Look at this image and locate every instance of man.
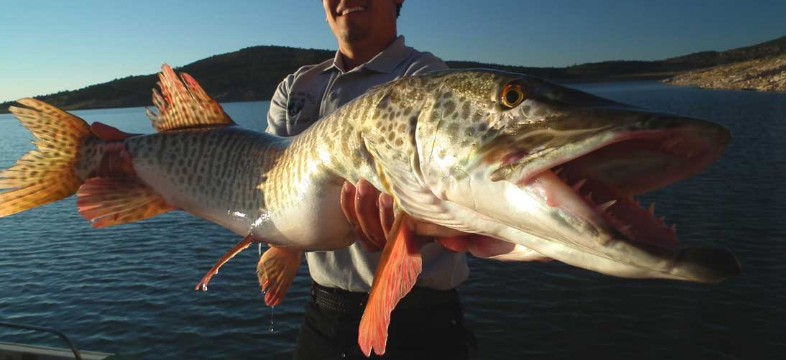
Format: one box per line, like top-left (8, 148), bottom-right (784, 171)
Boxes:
top-left (266, 1), bottom-right (472, 359)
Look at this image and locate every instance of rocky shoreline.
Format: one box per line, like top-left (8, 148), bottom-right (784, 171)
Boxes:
top-left (664, 54), bottom-right (786, 92)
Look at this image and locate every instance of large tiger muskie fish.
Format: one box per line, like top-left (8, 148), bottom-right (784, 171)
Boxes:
top-left (1, 65), bottom-right (739, 356)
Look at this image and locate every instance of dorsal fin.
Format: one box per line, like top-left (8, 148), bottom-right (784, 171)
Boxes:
top-left (146, 64), bottom-right (235, 132)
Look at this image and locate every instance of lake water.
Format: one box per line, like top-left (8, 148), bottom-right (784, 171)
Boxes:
top-left (0, 82), bottom-right (784, 359)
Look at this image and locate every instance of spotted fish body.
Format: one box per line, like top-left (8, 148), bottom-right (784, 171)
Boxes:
top-left (121, 128), bottom-right (283, 235)
top-left (2, 65), bottom-right (740, 357)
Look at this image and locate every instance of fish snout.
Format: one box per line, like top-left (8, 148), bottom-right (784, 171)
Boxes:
top-left (672, 247), bottom-right (742, 284)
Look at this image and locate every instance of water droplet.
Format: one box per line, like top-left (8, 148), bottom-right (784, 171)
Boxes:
top-left (269, 305), bottom-right (275, 333)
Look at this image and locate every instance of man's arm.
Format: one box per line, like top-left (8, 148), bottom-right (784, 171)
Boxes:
top-left (266, 74), bottom-right (294, 136)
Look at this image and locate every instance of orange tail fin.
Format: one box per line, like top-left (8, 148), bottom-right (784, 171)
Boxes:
top-left (358, 213), bottom-right (424, 357)
top-left (1, 99), bottom-right (92, 217)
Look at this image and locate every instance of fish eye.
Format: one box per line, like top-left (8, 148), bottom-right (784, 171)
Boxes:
top-left (500, 83), bottom-right (526, 109)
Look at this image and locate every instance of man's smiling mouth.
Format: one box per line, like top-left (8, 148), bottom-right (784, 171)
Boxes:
top-left (340, 6), bottom-right (366, 15)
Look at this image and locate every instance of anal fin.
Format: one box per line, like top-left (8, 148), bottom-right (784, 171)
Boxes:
top-left (257, 246), bottom-right (302, 307)
top-left (358, 213), bottom-right (423, 357)
top-left (77, 177), bottom-right (175, 228)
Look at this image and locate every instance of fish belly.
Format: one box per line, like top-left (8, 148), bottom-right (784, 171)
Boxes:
top-left (261, 182), bottom-right (354, 250)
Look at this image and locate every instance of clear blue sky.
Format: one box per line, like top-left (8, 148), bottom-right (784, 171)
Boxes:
top-left (1, 0), bottom-right (784, 102)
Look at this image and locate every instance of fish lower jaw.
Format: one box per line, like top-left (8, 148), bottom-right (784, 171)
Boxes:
top-left (507, 127), bottom-right (727, 251)
top-left (496, 225), bottom-right (739, 283)
top-left (548, 166), bottom-right (678, 250)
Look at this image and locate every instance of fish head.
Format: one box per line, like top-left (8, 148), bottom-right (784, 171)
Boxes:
top-left (413, 70), bottom-right (739, 283)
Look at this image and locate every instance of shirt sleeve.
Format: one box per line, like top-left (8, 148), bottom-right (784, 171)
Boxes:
top-left (266, 74), bottom-right (294, 136)
top-left (406, 52), bottom-right (450, 76)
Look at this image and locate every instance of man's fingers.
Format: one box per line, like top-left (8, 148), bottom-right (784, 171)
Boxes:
top-left (340, 180), bottom-right (393, 252)
top-left (342, 181), bottom-right (383, 251)
top-left (355, 180), bottom-right (386, 250)
top-left (379, 194), bottom-right (394, 239)
top-left (340, 182), bottom-right (364, 235)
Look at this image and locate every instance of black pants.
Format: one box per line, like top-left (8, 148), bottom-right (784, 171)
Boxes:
top-left (293, 284), bottom-right (473, 360)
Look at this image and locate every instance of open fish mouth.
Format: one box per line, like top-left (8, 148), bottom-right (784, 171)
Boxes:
top-left (473, 102), bottom-right (740, 283)
top-left (538, 123), bottom-right (729, 250)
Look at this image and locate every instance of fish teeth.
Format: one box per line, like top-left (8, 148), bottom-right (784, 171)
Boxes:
top-left (572, 179), bottom-right (586, 192)
top-left (597, 200), bottom-right (616, 212)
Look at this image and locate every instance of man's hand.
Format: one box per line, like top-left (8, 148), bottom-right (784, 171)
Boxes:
top-left (340, 179), bottom-right (469, 252)
top-left (340, 179), bottom-right (393, 251)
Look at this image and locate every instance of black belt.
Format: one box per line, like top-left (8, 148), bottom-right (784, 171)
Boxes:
top-left (311, 282), bottom-right (458, 313)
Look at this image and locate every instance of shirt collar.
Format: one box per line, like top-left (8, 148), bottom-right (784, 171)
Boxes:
top-left (323, 36), bottom-right (412, 74)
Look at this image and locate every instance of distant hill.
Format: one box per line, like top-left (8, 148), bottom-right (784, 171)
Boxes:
top-left (2, 36), bottom-right (784, 113)
top-left (0, 45), bottom-right (335, 112)
top-left (664, 36), bottom-right (786, 68)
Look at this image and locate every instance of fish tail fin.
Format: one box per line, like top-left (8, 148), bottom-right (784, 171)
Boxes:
top-left (257, 246), bottom-right (302, 307)
top-left (1, 99), bottom-right (92, 217)
top-left (358, 213), bottom-right (424, 357)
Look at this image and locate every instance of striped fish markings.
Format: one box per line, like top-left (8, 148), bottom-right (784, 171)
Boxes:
top-left (1, 65), bottom-right (739, 356)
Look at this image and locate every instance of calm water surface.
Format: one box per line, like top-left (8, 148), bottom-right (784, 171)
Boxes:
top-left (0, 83), bottom-right (784, 359)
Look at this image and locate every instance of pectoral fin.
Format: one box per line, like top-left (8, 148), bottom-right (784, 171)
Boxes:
top-left (358, 212), bottom-right (423, 357)
top-left (257, 246), bottom-right (302, 307)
